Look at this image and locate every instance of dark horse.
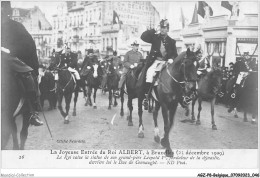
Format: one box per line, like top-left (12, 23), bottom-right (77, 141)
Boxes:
top-left (39, 70), bottom-right (57, 110)
top-left (190, 67), bottom-right (222, 130)
top-left (1, 53), bottom-right (30, 149)
top-left (152, 49), bottom-right (198, 156)
top-left (226, 71), bottom-right (258, 122)
top-left (49, 53), bottom-right (79, 124)
top-left (119, 60), bottom-right (146, 138)
top-left (80, 61), bottom-right (103, 109)
top-left (105, 59), bottom-right (120, 109)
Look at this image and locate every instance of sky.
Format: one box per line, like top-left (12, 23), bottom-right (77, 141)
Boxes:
top-left (11, 1), bottom-right (259, 30)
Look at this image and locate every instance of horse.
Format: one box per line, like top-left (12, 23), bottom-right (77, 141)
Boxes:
top-left (226, 71), bottom-right (258, 122)
top-left (119, 60), bottom-right (146, 138)
top-left (80, 61), bottom-right (103, 109)
top-left (237, 71), bottom-right (258, 122)
top-left (100, 59), bottom-right (108, 94)
top-left (105, 59), bottom-right (120, 109)
top-left (39, 70), bottom-right (57, 110)
top-left (152, 49), bottom-right (198, 156)
top-left (190, 67), bottom-right (223, 130)
top-left (226, 58), bottom-right (258, 122)
top-left (1, 53), bottom-right (31, 150)
top-left (49, 53), bottom-right (79, 124)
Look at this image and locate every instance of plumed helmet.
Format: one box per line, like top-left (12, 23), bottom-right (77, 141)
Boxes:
top-left (160, 19), bottom-right (169, 29)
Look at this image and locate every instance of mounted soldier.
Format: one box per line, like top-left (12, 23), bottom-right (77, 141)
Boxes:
top-left (81, 49), bottom-right (99, 76)
top-left (141, 19), bottom-right (181, 108)
top-left (56, 45), bottom-right (84, 90)
top-left (114, 40), bottom-right (143, 96)
top-left (1, 1), bottom-right (43, 126)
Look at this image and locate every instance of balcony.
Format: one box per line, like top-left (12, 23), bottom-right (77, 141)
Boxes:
top-left (101, 24), bottom-right (120, 33)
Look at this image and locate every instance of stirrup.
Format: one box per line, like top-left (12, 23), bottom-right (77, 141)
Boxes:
top-left (29, 112), bottom-right (43, 126)
top-left (143, 95), bottom-right (149, 110)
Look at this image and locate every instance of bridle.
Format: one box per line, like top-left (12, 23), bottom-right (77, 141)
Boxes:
top-left (165, 55), bottom-right (197, 105)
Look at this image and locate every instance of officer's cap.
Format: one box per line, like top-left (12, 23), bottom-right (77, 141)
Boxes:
top-left (131, 40), bottom-right (139, 46)
top-left (160, 19), bottom-right (169, 28)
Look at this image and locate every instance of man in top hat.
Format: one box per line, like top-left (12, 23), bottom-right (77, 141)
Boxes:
top-left (115, 41), bottom-right (143, 96)
top-left (1, 1), bottom-right (43, 126)
top-left (141, 19), bottom-right (178, 108)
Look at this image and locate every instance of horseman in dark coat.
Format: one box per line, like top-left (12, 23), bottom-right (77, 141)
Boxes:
top-left (56, 45), bottom-right (84, 91)
top-left (81, 49), bottom-right (99, 76)
top-left (1, 1), bottom-right (43, 126)
top-left (140, 19), bottom-right (179, 107)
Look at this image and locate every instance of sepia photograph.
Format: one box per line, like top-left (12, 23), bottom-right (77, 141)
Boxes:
top-left (1, 0), bottom-right (259, 177)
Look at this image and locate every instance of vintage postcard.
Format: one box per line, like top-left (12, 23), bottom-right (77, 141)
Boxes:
top-left (1, 0), bottom-right (259, 177)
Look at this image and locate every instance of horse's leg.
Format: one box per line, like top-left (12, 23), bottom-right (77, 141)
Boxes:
top-left (148, 98), bottom-right (152, 113)
top-left (191, 97), bottom-right (197, 122)
top-left (137, 97), bottom-right (144, 138)
top-left (127, 97), bottom-right (133, 126)
top-left (64, 93), bottom-right (72, 124)
top-left (88, 87), bottom-right (92, 106)
top-left (93, 87), bottom-right (97, 109)
top-left (153, 101), bottom-right (161, 143)
top-left (211, 97), bottom-right (217, 130)
top-left (160, 103), bottom-right (170, 149)
top-left (113, 90), bottom-right (118, 107)
top-left (196, 97), bottom-right (202, 125)
top-left (165, 101), bottom-right (178, 157)
top-left (243, 111), bottom-right (248, 122)
top-left (20, 112), bottom-right (30, 150)
top-left (72, 90), bottom-right (78, 116)
top-left (108, 89), bottom-right (112, 110)
top-left (120, 88), bottom-right (124, 116)
top-left (234, 107), bottom-right (238, 118)
top-left (11, 117), bottom-right (19, 150)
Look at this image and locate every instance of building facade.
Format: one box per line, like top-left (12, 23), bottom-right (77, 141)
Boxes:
top-left (169, 14), bottom-right (258, 67)
top-left (11, 6), bottom-right (53, 59)
top-left (52, 1), bottom-right (160, 57)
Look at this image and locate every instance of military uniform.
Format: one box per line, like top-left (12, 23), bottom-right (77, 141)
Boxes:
top-left (141, 29), bottom-right (178, 83)
top-left (118, 49), bottom-right (143, 89)
top-left (60, 51), bottom-right (80, 80)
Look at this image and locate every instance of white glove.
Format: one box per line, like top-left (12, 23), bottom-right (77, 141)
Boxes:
top-left (130, 65), bottom-right (134, 69)
top-left (87, 66), bottom-right (91, 69)
top-left (168, 59), bottom-right (174, 64)
top-left (134, 63), bottom-right (138, 67)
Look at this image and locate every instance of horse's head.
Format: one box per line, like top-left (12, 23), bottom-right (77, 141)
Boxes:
top-left (91, 61), bottom-right (103, 79)
top-left (180, 49), bottom-right (199, 93)
top-left (106, 60), bottom-right (120, 77)
top-left (49, 52), bottom-right (61, 70)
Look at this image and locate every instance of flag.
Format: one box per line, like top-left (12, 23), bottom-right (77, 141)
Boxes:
top-left (221, 1), bottom-right (232, 12)
top-left (112, 10), bottom-right (120, 24)
top-left (180, 7), bottom-right (186, 28)
top-left (198, 1), bottom-right (213, 18)
top-left (190, 4), bottom-right (198, 24)
top-left (38, 20), bottom-right (42, 30)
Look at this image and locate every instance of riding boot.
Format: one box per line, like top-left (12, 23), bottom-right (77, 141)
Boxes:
top-left (143, 82), bottom-right (152, 110)
top-left (20, 72), bottom-right (43, 126)
top-left (76, 79), bottom-right (83, 92)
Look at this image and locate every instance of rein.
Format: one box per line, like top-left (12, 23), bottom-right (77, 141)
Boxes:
top-left (60, 73), bottom-right (73, 92)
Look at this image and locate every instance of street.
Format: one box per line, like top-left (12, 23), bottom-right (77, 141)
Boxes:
top-left (5, 90), bottom-right (258, 150)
